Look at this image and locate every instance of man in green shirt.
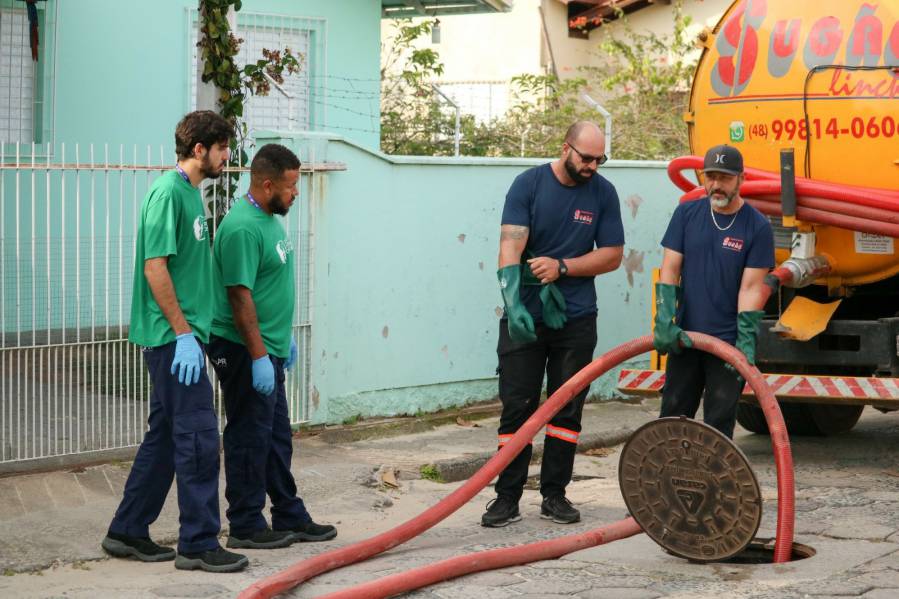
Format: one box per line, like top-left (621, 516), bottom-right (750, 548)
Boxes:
top-left (103, 111), bottom-right (248, 573)
top-left (208, 143), bottom-right (336, 549)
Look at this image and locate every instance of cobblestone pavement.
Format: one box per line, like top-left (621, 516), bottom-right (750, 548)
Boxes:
top-left (3, 399), bottom-right (899, 598)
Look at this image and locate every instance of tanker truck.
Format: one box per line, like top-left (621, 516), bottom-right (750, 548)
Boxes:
top-left (618, 0), bottom-right (899, 435)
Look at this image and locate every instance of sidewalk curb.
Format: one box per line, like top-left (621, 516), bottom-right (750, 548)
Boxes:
top-left (311, 401), bottom-right (502, 444)
top-left (423, 426), bottom-right (635, 483)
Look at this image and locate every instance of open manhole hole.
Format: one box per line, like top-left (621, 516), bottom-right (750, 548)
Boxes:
top-left (720, 539), bottom-right (816, 564)
top-left (619, 417), bottom-right (816, 563)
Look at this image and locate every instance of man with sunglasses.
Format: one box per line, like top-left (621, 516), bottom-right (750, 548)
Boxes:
top-left (653, 145), bottom-right (773, 438)
top-left (484, 121), bottom-right (625, 528)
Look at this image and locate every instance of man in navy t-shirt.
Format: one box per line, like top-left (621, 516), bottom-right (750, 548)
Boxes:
top-left (653, 145), bottom-right (774, 438)
top-left (484, 121), bottom-right (625, 528)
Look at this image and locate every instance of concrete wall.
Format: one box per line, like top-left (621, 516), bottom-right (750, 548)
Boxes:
top-left (264, 133), bottom-right (681, 424)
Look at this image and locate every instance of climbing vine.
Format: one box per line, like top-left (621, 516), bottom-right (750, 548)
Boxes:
top-left (196, 0), bottom-right (302, 228)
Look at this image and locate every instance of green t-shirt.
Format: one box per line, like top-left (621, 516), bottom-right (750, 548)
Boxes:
top-left (128, 170), bottom-right (212, 347)
top-left (211, 197), bottom-right (296, 358)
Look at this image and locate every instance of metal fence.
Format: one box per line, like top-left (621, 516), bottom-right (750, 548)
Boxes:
top-left (0, 142), bottom-right (329, 468)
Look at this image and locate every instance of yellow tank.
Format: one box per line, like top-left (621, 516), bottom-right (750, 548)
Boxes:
top-left (689, 0), bottom-right (899, 287)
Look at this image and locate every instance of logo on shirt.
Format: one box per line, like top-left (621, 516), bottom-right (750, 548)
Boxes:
top-left (722, 236), bottom-right (744, 252)
top-left (573, 209), bottom-right (594, 225)
top-left (193, 216), bottom-right (208, 241)
top-left (275, 239), bottom-right (294, 264)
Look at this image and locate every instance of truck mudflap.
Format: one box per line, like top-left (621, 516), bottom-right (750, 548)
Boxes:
top-left (617, 369), bottom-right (899, 408)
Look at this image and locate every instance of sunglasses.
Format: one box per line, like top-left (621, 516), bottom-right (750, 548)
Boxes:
top-left (568, 143), bottom-right (608, 166)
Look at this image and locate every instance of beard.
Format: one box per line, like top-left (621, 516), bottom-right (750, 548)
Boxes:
top-left (564, 155), bottom-right (594, 185)
top-left (200, 154), bottom-right (226, 179)
top-left (709, 188), bottom-right (739, 209)
top-left (270, 193), bottom-right (291, 216)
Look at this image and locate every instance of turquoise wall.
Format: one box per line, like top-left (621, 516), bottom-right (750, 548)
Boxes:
top-left (51, 0), bottom-right (381, 151)
top-left (264, 133), bottom-right (682, 424)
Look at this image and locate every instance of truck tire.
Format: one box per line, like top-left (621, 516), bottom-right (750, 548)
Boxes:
top-left (736, 402), bottom-right (863, 436)
top-left (735, 402), bottom-right (770, 434)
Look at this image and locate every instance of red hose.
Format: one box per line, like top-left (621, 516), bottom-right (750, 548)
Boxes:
top-left (744, 199), bottom-right (899, 239)
top-left (317, 519), bottom-right (644, 599)
top-left (753, 195), bottom-right (899, 225)
top-left (689, 333), bottom-right (794, 565)
top-left (238, 335), bottom-right (795, 599)
top-left (670, 156), bottom-right (899, 205)
top-left (669, 156), bottom-right (899, 233)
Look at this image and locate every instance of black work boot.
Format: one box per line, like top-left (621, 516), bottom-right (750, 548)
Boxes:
top-left (174, 546), bottom-right (249, 573)
top-left (540, 495), bottom-right (580, 524)
top-left (227, 527), bottom-right (294, 549)
top-left (481, 495), bottom-right (521, 527)
top-left (277, 520), bottom-right (338, 543)
top-left (101, 532), bottom-right (176, 562)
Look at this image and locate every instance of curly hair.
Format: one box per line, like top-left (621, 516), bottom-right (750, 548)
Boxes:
top-left (174, 111), bottom-right (234, 160)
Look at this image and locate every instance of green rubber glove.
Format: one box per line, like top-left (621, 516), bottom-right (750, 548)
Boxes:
top-left (519, 254), bottom-right (567, 330)
top-left (521, 259), bottom-right (541, 286)
top-left (653, 282), bottom-right (692, 355)
top-left (539, 283), bottom-right (567, 330)
top-left (735, 310), bottom-right (765, 365)
top-left (498, 265), bottom-right (537, 344)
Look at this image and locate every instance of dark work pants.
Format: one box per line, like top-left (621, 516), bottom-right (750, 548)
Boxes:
top-left (108, 341), bottom-right (221, 554)
top-left (494, 315), bottom-right (597, 502)
top-left (207, 335), bottom-right (310, 537)
top-left (660, 348), bottom-right (744, 438)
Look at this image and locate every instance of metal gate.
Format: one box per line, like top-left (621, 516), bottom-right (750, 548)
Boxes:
top-left (0, 142), bottom-right (327, 470)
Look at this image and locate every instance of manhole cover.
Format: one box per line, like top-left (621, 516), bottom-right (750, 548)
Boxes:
top-left (619, 417), bottom-right (762, 562)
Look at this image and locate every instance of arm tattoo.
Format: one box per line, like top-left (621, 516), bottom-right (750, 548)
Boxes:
top-left (500, 225), bottom-right (529, 241)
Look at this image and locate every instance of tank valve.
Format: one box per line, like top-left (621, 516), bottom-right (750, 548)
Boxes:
top-left (779, 255), bottom-right (831, 289)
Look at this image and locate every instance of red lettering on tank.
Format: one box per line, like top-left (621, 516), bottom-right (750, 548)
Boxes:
top-left (767, 18), bottom-right (801, 78)
top-left (846, 4), bottom-right (883, 66)
top-left (829, 68), bottom-right (899, 98)
top-left (716, 2), bottom-right (746, 89)
top-left (711, 0), bottom-right (766, 97)
top-left (885, 20), bottom-right (899, 63)
top-left (772, 19), bottom-right (801, 57)
top-left (707, 4), bottom-right (899, 96)
top-left (723, 3), bottom-right (744, 48)
top-left (739, 27), bottom-right (759, 84)
top-left (809, 17), bottom-right (843, 57)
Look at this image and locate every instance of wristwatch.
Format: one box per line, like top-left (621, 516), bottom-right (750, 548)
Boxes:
top-left (557, 259), bottom-right (568, 277)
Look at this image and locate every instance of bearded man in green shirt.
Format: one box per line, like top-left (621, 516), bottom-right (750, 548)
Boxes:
top-left (103, 110), bottom-right (248, 573)
top-left (208, 143), bottom-right (336, 549)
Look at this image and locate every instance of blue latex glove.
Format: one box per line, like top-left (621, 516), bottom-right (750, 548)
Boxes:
top-left (252, 355), bottom-right (275, 395)
top-left (284, 338), bottom-right (298, 372)
top-left (171, 333), bottom-right (203, 386)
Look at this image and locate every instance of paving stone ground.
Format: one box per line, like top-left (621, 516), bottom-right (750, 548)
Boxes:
top-left (3, 398), bottom-right (899, 598)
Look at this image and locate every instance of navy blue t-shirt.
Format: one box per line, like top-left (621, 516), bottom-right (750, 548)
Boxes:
top-left (661, 197), bottom-right (775, 344)
top-left (501, 163), bottom-right (625, 321)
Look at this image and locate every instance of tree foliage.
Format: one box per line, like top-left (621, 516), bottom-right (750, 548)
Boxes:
top-left (197, 0), bottom-right (303, 229)
top-left (380, 2), bottom-right (698, 160)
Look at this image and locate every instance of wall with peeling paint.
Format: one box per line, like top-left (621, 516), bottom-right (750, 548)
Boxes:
top-left (260, 132), bottom-right (687, 424)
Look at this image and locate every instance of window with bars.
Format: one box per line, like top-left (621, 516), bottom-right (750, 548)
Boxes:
top-left (0, 0), bottom-right (53, 146)
top-left (0, 4), bottom-right (35, 143)
top-left (189, 11), bottom-right (325, 136)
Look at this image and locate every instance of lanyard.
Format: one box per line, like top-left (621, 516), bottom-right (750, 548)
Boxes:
top-left (246, 191), bottom-right (262, 210)
top-left (175, 164), bottom-right (191, 184)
